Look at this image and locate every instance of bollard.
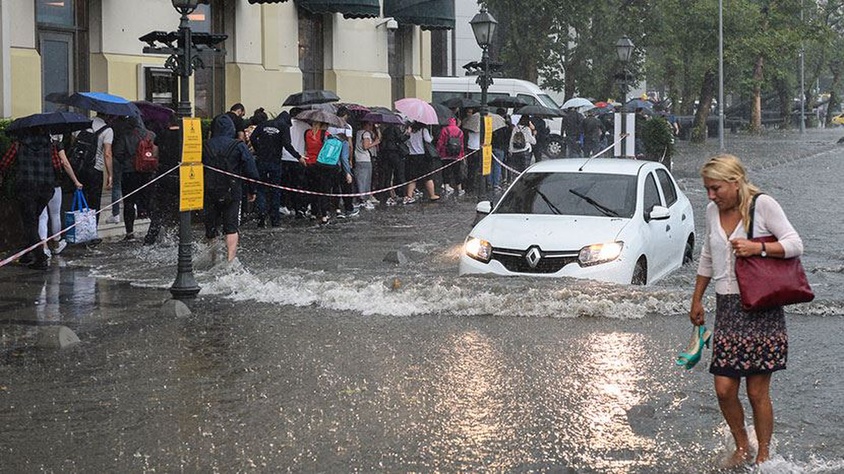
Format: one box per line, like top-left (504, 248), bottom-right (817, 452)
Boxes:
top-left (36, 326), bottom-right (80, 349)
top-left (159, 299), bottom-right (192, 318)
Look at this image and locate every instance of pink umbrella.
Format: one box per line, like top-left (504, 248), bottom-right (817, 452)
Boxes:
top-left (394, 98), bottom-right (438, 125)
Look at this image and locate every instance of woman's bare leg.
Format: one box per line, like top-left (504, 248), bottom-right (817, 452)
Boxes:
top-left (714, 375), bottom-right (751, 468)
top-left (746, 373), bottom-right (774, 464)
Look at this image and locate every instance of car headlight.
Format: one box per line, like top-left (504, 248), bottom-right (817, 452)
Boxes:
top-left (578, 241), bottom-right (624, 267)
top-left (464, 237), bottom-right (492, 263)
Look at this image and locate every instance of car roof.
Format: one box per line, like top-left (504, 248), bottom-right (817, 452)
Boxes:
top-left (525, 158), bottom-right (659, 176)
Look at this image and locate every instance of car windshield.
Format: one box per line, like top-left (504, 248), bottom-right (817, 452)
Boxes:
top-left (495, 172), bottom-right (637, 218)
top-left (538, 94), bottom-right (561, 108)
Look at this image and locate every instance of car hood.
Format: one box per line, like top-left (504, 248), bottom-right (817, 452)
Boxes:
top-left (471, 213), bottom-right (630, 251)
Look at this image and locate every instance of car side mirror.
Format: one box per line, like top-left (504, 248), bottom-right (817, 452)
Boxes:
top-left (647, 205), bottom-right (670, 222)
top-left (476, 201), bottom-right (492, 214)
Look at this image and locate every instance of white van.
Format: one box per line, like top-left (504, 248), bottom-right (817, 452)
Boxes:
top-left (431, 76), bottom-right (565, 158)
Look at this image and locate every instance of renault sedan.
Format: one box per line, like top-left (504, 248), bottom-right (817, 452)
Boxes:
top-left (459, 158), bottom-right (695, 285)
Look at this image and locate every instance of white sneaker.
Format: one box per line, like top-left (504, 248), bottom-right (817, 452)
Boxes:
top-left (368, 196), bottom-right (380, 204)
top-left (43, 247), bottom-right (51, 258)
top-left (53, 239), bottom-right (67, 255)
top-left (279, 206), bottom-right (293, 216)
top-left (363, 202), bottom-right (376, 210)
top-left (106, 215), bottom-right (120, 224)
top-left (386, 197), bottom-right (398, 206)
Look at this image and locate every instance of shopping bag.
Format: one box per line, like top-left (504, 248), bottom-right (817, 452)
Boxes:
top-left (64, 189), bottom-right (98, 244)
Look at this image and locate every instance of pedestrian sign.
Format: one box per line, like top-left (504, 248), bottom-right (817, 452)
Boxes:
top-left (179, 163), bottom-right (204, 211)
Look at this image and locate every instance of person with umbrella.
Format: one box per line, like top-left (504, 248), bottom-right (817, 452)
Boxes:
top-left (561, 107), bottom-right (584, 158)
top-left (75, 111), bottom-right (115, 222)
top-left (582, 109), bottom-right (605, 157)
top-left (0, 127), bottom-right (70, 269)
top-left (111, 114), bottom-right (155, 241)
top-left (436, 117), bottom-right (464, 197)
top-left (509, 115), bottom-right (537, 172)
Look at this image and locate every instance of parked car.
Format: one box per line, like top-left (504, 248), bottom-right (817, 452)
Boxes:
top-left (459, 158), bottom-right (695, 285)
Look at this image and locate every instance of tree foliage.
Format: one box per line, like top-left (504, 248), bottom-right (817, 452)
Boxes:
top-left (479, 0), bottom-right (844, 139)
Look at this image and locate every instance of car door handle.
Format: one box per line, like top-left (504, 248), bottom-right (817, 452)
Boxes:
top-left (681, 213), bottom-right (687, 221)
top-left (666, 225), bottom-right (671, 232)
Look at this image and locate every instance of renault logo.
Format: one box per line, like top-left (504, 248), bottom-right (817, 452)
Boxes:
top-left (525, 247), bottom-right (542, 268)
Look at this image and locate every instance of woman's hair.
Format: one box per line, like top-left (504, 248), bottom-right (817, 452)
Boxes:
top-left (700, 154), bottom-right (761, 232)
top-left (250, 107), bottom-right (268, 126)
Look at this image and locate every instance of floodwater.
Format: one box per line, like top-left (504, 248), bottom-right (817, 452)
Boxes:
top-left (1, 134), bottom-right (843, 472)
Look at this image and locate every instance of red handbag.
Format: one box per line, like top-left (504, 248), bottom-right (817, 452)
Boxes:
top-left (734, 194), bottom-right (814, 312)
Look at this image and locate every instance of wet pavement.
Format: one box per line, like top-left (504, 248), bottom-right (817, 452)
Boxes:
top-left (2, 128), bottom-right (844, 472)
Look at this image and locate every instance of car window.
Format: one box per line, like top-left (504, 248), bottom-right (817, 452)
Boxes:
top-left (643, 173), bottom-right (662, 213)
top-left (517, 94), bottom-right (539, 106)
top-left (538, 94), bottom-right (561, 108)
top-left (467, 92), bottom-right (511, 103)
top-left (495, 172), bottom-right (637, 218)
top-left (655, 169), bottom-right (678, 206)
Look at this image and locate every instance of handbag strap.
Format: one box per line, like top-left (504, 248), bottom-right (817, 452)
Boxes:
top-left (72, 189), bottom-right (90, 212)
top-left (747, 193), bottom-right (764, 239)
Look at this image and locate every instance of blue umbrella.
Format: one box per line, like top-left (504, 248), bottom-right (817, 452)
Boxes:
top-left (66, 92), bottom-right (138, 116)
top-left (7, 111), bottom-right (92, 135)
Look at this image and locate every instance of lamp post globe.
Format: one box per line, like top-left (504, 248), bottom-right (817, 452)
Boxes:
top-left (172, 0), bottom-right (199, 15)
top-left (616, 35), bottom-right (634, 63)
top-left (470, 7), bottom-right (498, 49)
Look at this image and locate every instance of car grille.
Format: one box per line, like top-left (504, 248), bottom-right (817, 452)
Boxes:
top-left (491, 247), bottom-right (579, 274)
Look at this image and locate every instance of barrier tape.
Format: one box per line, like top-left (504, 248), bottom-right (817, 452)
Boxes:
top-left (204, 148), bottom-right (479, 199)
top-left (0, 164), bottom-right (181, 269)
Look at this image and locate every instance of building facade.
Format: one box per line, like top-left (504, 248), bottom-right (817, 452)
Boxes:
top-left (1, 0), bottom-right (456, 119)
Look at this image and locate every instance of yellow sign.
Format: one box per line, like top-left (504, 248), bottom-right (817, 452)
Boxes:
top-left (482, 145), bottom-right (492, 176)
top-left (179, 163), bottom-right (204, 211)
top-left (181, 117), bottom-right (203, 164)
top-left (483, 116), bottom-right (493, 146)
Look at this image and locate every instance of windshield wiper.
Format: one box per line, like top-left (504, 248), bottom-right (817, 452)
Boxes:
top-left (568, 189), bottom-right (620, 217)
top-left (534, 188), bottom-right (563, 215)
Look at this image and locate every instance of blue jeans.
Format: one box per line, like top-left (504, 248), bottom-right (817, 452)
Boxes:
top-left (256, 159), bottom-right (282, 224)
top-left (488, 148), bottom-right (504, 188)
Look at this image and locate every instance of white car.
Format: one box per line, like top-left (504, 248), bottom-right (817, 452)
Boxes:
top-left (459, 158), bottom-right (695, 285)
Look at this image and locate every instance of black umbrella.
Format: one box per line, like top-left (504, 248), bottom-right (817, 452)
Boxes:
top-left (7, 111), bottom-right (92, 136)
top-left (283, 89), bottom-right (340, 106)
top-left (295, 108), bottom-right (347, 128)
top-left (514, 105), bottom-right (563, 118)
top-left (441, 97), bottom-right (482, 109)
top-left (361, 111), bottom-right (404, 125)
top-left (428, 102), bottom-right (456, 125)
top-left (487, 96), bottom-right (530, 109)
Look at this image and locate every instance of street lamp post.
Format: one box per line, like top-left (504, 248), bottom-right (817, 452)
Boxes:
top-left (141, 0), bottom-right (226, 300)
top-left (470, 7), bottom-right (497, 202)
top-left (615, 36), bottom-right (635, 158)
top-left (615, 36), bottom-right (634, 105)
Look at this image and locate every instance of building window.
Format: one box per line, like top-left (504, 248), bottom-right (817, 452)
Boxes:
top-left (298, 9), bottom-right (324, 91)
top-left (190, 1), bottom-right (227, 118)
top-left (37, 0), bottom-right (88, 112)
top-left (36, 0), bottom-right (74, 27)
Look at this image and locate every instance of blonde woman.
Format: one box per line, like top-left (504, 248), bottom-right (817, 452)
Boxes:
top-left (689, 154), bottom-right (803, 467)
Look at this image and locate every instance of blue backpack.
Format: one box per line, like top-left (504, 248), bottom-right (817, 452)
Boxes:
top-left (316, 136), bottom-right (343, 167)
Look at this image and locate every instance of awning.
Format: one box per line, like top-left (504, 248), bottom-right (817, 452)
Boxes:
top-left (384, 0), bottom-right (455, 30)
top-left (247, 0), bottom-right (380, 19)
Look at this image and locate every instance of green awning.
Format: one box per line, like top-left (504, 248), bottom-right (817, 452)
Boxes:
top-left (247, 0), bottom-right (380, 19)
top-left (384, 0), bottom-right (455, 30)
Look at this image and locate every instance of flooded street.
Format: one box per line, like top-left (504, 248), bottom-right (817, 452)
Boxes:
top-left (2, 130), bottom-right (843, 472)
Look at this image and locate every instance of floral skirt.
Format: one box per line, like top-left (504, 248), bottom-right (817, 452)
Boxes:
top-left (709, 293), bottom-right (788, 377)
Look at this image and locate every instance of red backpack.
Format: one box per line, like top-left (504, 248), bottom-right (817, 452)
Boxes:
top-left (133, 129), bottom-right (159, 173)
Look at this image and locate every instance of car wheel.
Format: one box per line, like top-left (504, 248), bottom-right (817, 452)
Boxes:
top-left (631, 257), bottom-right (647, 285)
top-left (544, 135), bottom-right (564, 159)
top-left (683, 235), bottom-right (694, 265)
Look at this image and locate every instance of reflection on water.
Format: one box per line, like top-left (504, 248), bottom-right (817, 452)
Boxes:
top-left (576, 332), bottom-right (655, 473)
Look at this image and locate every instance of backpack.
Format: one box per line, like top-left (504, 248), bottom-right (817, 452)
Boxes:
top-left (203, 141), bottom-right (240, 203)
top-left (69, 126), bottom-right (109, 175)
top-left (444, 132), bottom-right (462, 157)
top-left (512, 128), bottom-right (527, 149)
top-left (133, 129), bottom-right (159, 173)
top-left (316, 136), bottom-right (344, 167)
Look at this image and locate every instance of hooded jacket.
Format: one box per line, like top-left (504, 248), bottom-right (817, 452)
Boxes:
top-left (251, 110), bottom-right (302, 163)
top-left (436, 117), bottom-right (464, 159)
top-left (204, 114), bottom-right (259, 197)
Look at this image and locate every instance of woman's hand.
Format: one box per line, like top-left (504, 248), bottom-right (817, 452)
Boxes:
top-left (689, 299), bottom-right (705, 326)
top-left (730, 238), bottom-right (761, 257)
top-left (345, 173), bottom-right (353, 184)
top-left (74, 180), bottom-right (84, 189)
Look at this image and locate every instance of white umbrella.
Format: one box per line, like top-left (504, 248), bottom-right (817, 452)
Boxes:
top-left (561, 97), bottom-right (595, 110)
